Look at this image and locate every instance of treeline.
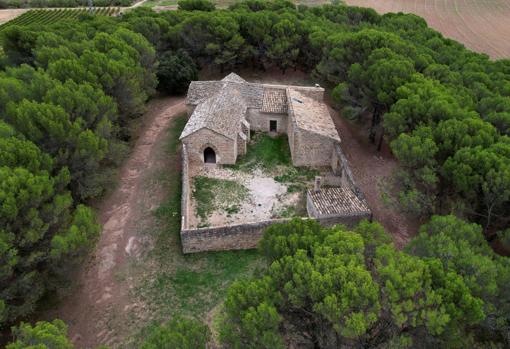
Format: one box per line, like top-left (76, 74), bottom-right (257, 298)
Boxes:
top-left (119, 0), bottom-right (510, 244)
top-left (0, 15), bottom-right (156, 329)
top-left (0, 0), bottom-right (133, 9)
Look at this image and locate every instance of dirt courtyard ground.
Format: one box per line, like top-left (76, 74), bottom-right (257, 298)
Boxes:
top-left (188, 164), bottom-right (305, 228)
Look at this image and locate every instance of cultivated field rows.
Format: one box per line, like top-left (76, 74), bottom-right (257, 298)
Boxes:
top-left (346, 0), bottom-right (510, 59)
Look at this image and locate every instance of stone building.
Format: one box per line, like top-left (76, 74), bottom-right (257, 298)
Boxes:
top-left (179, 73), bottom-right (373, 253)
top-left (180, 73), bottom-right (340, 166)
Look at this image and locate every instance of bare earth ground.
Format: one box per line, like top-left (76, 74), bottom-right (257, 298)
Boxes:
top-left (45, 97), bottom-right (186, 348)
top-left (188, 164), bottom-right (305, 228)
top-left (0, 9), bottom-right (27, 25)
top-left (346, 0), bottom-right (510, 60)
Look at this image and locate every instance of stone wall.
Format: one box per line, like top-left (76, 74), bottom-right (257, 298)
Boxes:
top-left (331, 143), bottom-right (369, 204)
top-left (181, 144), bottom-right (190, 230)
top-left (246, 109), bottom-right (288, 133)
top-left (181, 218), bottom-right (290, 253)
top-left (292, 128), bottom-right (337, 167)
top-left (181, 128), bottom-right (237, 165)
top-left (181, 214), bottom-right (370, 253)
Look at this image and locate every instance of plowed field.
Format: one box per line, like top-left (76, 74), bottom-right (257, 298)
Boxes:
top-left (346, 0), bottom-right (510, 59)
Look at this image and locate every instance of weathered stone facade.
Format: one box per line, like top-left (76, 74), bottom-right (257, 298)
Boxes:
top-left (181, 73), bottom-right (338, 167)
top-left (181, 128), bottom-right (238, 165)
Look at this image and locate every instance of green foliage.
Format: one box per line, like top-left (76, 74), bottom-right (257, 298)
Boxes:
top-left (234, 133), bottom-right (291, 171)
top-left (222, 219), bottom-right (485, 348)
top-left (0, 14), bottom-right (156, 330)
top-left (407, 215), bottom-right (510, 347)
top-left (192, 176), bottom-right (248, 222)
top-left (157, 49), bottom-right (198, 94)
top-left (178, 0), bottom-right (215, 11)
top-left (6, 319), bottom-right (73, 349)
top-left (141, 317), bottom-right (210, 349)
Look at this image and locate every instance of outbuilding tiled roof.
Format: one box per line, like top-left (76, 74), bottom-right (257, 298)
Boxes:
top-left (288, 89), bottom-right (340, 142)
top-left (307, 187), bottom-right (370, 217)
top-left (180, 84), bottom-right (247, 140)
top-left (262, 88), bottom-right (288, 114)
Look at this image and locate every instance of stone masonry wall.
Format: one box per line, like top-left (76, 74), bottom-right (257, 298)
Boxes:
top-left (331, 143), bottom-right (369, 204)
top-left (181, 128), bottom-right (237, 165)
top-left (181, 214), bottom-right (370, 253)
top-left (181, 144), bottom-right (190, 230)
top-left (246, 109), bottom-right (288, 133)
top-left (292, 128), bottom-right (337, 167)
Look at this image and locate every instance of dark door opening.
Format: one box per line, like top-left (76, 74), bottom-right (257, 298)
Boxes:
top-left (204, 147), bottom-right (216, 163)
top-left (269, 120), bottom-right (277, 132)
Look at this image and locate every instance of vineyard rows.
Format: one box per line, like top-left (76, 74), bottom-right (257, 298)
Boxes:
top-left (0, 7), bottom-right (120, 32)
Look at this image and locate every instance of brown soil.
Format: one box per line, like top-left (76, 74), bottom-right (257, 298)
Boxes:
top-left (345, 0), bottom-right (510, 60)
top-left (0, 9), bottom-right (26, 25)
top-left (45, 97), bottom-right (186, 349)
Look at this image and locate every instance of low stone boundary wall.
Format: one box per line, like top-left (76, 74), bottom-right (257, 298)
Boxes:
top-left (180, 215), bottom-right (371, 254)
top-left (332, 143), bottom-right (369, 204)
top-left (181, 144), bottom-right (190, 230)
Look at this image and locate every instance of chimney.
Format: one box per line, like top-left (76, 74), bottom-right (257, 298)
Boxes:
top-left (314, 176), bottom-right (322, 193)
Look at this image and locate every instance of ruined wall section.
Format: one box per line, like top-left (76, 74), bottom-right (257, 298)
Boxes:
top-left (331, 143), bottom-right (369, 205)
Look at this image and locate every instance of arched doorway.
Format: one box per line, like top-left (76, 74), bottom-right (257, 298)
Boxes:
top-left (204, 147), bottom-right (216, 163)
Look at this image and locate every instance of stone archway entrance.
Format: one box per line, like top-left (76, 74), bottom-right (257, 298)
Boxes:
top-left (204, 147), bottom-right (216, 163)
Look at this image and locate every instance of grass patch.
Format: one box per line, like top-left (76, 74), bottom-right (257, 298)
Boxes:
top-left (232, 133), bottom-right (291, 171)
top-left (193, 176), bottom-right (248, 222)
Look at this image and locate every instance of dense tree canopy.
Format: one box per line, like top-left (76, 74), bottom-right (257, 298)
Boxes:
top-left (220, 219), bottom-right (486, 348)
top-left (0, 14), bottom-right (156, 330)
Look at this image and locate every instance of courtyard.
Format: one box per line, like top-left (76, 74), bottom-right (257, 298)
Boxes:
top-left (187, 133), bottom-right (328, 228)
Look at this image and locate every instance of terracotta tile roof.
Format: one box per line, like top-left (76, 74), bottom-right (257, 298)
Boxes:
top-left (262, 88), bottom-right (288, 114)
top-left (307, 187), bottom-right (370, 217)
top-left (288, 89), bottom-right (340, 142)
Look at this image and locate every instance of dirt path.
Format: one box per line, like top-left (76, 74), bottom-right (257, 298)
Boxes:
top-left (46, 97), bottom-right (185, 349)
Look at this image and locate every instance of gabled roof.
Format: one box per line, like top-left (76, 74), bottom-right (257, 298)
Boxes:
top-left (180, 83), bottom-right (247, 141)
top-left (222, 72), bottom-right (246, 83)
top-left (288, 89), bottom-right (340, 142)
